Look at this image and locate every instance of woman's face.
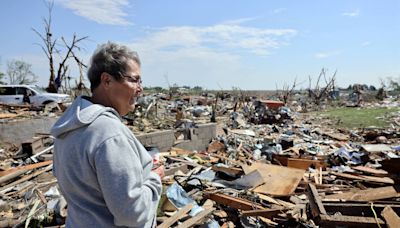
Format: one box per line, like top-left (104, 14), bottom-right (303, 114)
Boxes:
top-left (109, 59), bottom-right (143, 116)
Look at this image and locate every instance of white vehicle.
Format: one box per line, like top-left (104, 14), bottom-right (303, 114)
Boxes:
top-left (0, 84), bottom-right (71, 107)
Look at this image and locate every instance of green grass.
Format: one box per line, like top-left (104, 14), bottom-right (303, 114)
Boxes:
top-left (317, 107), bottom-right (400, 129)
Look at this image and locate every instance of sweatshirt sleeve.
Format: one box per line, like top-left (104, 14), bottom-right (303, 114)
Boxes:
top-left (93, 135), bottom-right (162, 227)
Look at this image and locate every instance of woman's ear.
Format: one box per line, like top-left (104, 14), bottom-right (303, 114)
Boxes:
top-left (100, 72), bottom-right (112, 87)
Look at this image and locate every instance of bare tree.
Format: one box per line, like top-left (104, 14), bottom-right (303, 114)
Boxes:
top-left (32, 1), bottom-right (56, 91)
top-left (6, 60), bottom-right (38, 85)
top-left (308, 68), bottom-right (337, 107)
top-left (32, 1), bottom-right (88, 93)
top-left (71, 47), bottom-right (90, 97)
top-left (279, 78), bottom-right (299, 105)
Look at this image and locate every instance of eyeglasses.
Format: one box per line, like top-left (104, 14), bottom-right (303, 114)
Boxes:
top-left (122, 75), bottom-right (142, 85)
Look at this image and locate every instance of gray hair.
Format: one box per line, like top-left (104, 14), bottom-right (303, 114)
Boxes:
top-left (87, 41), bottom-right (141, 91)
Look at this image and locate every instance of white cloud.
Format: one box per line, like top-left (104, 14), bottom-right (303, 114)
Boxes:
top-left (124, 23), bottom-right (297, 88)
top-left (132, 24), bottom-right (297, 56)
top-left (222, 17), bottom-right (259, 25)
top-left (342, 9), bottom-right (360, 17)
top-left (57, 0), bottom-right (131, 25)
top-left (361, 41), bottom-right (371, 46)
top-left (315, 50), bottom-right (341, 59)
top-left (272, 8), bottom-right (287, 14)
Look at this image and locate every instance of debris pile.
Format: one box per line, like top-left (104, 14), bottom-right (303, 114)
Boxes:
top-left (1, 93), bottom-right (400, 227)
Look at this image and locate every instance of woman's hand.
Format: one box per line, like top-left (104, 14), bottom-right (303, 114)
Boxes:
top-left (152, 165), bottom-right (165, 180)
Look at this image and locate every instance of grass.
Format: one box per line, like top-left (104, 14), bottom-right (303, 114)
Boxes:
top-left (317, 107), bottom-right (400, 129)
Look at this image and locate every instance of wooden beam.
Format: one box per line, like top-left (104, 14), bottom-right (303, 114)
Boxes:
top-left (256, 193), bottom-right (295, 208)
top-left (0, 164), bottom-right (53, 194)
top-left (259, 216), bottom-right (278, 226)
top-left (320, 214), bottom-right (385, 227)
top-left (323, 203), bottom-right (400, 217)
top-left (361, 144), bottom-right (392, 153)
top-left (352, 166), bottom-right (388, 176)
top-left (307, 183), bottom-right (326, 219)
top-left (333, 172), bottom-right (394, 184)
top-left (205, 193), bottom-right (264, 211)
top-left (157, 204), bottom-right (193, 228)
top-left (176, 207), bottom-right (215, 228)
top-left (287, 158), bottom-right (325, 170)
top-left (0, 160), bottom-right (52, 177)
top-left (381, 206), bottom-right (400, 228)
top-left (0, 169), bottom-right (28, 186)
top-left (273, 155), bottom-right (326, 170)
top-left (324, 186), bottom-right (398, 202)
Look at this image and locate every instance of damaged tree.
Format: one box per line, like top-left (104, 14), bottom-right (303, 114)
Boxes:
top-left (277, 78), bottom-right (299, 105)
top-left (32, 1), bottom-right (88, 93)
top-left (307, 68), bottom-right (337, 108)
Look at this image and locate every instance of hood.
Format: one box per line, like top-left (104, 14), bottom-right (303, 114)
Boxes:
top-left (51, 96), bottom-right (120, 138)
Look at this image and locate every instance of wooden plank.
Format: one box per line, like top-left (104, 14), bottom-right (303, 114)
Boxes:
top-left (322, 132), bottom-right (349, 141)
top-left (243, 163), bottom-right (305, 196)
top-left (256, 193), bottom-right (295, 208)
top-left (0, 169), bottom-right (28, 186)
top-left (320, 214), bottom-right (385, 227)
top-left (287, 158), bottom-right (325, 170)
top-left (176, 207), bottom-right (215, 228)
top-left (381, 206), bottom-right (400, 228)
top-left (307, 183), bottom-right (327, 219)
top-left (0, 160), bottom-right (52, 177)
top-left (333, 172), bottom-right (394, 184)
top-left (323, 203), bottom-right (400, 217)
top-left (207, 141), bottom-right (225, 153)
top-left (211, 165), bottom-right (243, 176)
top-left (157, 204), bottom-right (193, 228)
top-left (259, 216), bottom-right (278, 226)
top-left (352, 166), bottom-right (388, 176)
top-left (0, 113), bottom-right (19, 119)
top-left (324, 186), bottom-right (398, 201)
top-left (273, 155), bottom-right (326, 170)
top-left (206, 193), bottom-right (264, 210)
top-left (361, 144), bottom-right (392, 152)
top-left (0, 164), bottom-right (53, 194)
top-left (170, 147), bottom-right (194, 155)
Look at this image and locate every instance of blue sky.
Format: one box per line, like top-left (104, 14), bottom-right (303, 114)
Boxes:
top-left (0, 0), bottom-right (399, 90)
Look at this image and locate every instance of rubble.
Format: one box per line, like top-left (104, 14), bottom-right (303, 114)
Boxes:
top-left (1, 92), bottom-right (400, 227)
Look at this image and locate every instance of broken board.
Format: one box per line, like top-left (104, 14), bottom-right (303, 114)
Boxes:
top-left (243, 163), bottom-right (305, 196)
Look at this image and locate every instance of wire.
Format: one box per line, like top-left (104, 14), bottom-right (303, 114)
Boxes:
top-left (370, 202), bottom-right (382, 228)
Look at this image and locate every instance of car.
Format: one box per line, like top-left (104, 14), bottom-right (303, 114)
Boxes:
top-left (0, 84), bottom-right (72, 107)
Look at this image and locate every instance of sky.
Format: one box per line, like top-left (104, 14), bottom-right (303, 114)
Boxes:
top-left (0, 0), bottom-right (399, 90)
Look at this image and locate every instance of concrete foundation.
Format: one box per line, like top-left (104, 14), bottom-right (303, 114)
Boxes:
top-left (0, 117), bottom-right (57, 144)
top-left (0, 117), bottom-right (216, 152)
top-left (136, 123), bottom-right (217, 152)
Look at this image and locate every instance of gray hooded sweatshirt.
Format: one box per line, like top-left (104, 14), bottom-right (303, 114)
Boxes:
top-left (51, 96), bottom-right (162, 228)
